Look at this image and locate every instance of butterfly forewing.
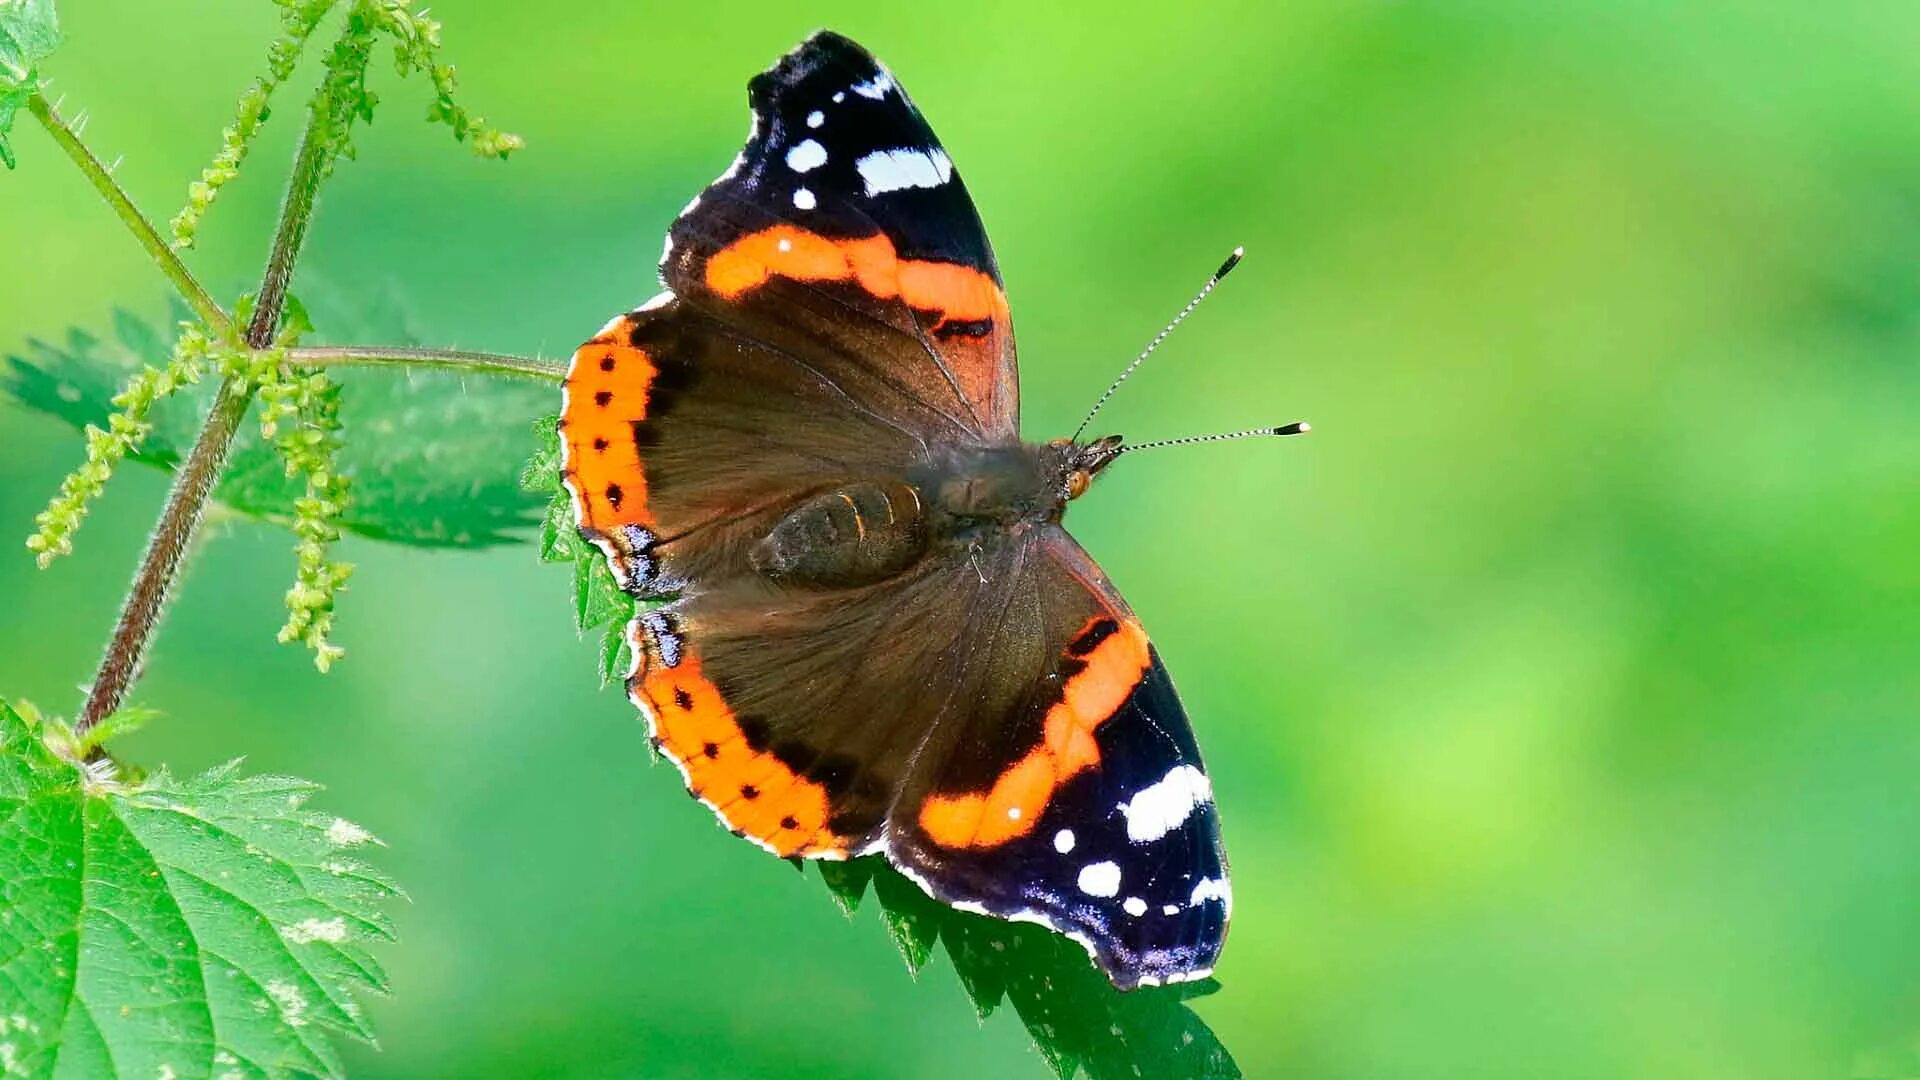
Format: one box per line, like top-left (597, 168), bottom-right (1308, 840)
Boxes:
top-left (660, 30), bottom-right (1018, 440)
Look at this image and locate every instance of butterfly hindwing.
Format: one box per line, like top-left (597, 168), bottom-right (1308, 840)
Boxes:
top-left (619, 523), bottom-right (1228, 987)
top-left (886, 528), bottom-right (1230, 989)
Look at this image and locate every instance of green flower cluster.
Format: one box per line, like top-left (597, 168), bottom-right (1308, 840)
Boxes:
top-left (310, 1), bottom-right (379, 174)
top-left (28, 0), bottom-right (518, 677)
top-left (233, 300), bottom-right (356, 671)
top-left (265, 365), bottom-right (354, 672)
top-left (26, 303), bottom-right (356, 670)
top-left (24, 321), bottom-right (213, 567)
top-left (170, 0), bottom-right (340, 248)
top-left (370, 0), bottom-right (523, 159)
top-left (276, 385), bottom-right (353, 672)
top-left (170, 0), bottom-right (521, 248)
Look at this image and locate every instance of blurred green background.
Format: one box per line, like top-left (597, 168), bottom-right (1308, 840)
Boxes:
top-left (5, 1), bottom-right (1919, 1077)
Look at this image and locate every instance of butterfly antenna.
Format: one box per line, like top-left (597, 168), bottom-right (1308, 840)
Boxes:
top-left (1071, 246), bottom-right (1246, 443)
top-left (1114, 421), bottom-right (1311, 456)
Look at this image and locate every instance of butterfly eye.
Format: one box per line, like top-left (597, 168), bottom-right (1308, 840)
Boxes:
top-left (1065, 470), bottom-right (1091, 500)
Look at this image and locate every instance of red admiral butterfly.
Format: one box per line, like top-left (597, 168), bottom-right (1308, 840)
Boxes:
top-left (560, 30), bottom-right (1304, 989)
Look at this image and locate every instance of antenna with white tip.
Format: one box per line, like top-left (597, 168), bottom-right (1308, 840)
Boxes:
top-left (1114, 421), bottom-right (1311, 457)
top-left (1071, 245), bottom-right (1245, 443)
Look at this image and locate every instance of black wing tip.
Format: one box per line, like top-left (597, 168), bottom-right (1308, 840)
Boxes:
top-left (800, 28), bottom-right (867, 54)
top-left (758, 29), bottom-right (880, 90)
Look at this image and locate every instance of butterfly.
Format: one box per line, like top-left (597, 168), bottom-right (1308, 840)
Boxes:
top-left (559, 30), bottom-right (1299, 989)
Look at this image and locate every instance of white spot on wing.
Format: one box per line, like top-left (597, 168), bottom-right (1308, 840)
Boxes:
top-left (806, 110), bottom-right (824, 128)
top-left (1077, 860), bottom-right (1121, 898)
top-left (793, 187), bottom-right (817, 210)
top-left (1189, 876), bottom-right (1232, 916)
top-left (1118, 764), bottom-right (1213, 844)
top-left (1054, 828), bottom-right (1075, 853)
top-left (1006, 806), bottom-right (1021, 820)
top-left (855, 147), bottom-right (953, 196)
top-left (1122, 896), bottom-right (1148, 917)
top-left (832, 91), bottom-right (845, 103)
top-left (785, 138), bottom-right (828, 173)
top-left (1163, 903), bottom-right (1181, 916)
top-left (851, 68), bottom-right (896, 99)
top-left (776, 238), bottom-right (792, 252)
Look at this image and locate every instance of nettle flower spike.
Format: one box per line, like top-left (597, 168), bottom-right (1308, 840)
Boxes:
top-left (171, 0), bottom-right (342, 247)
top-left (241, 305), bottom-right (357, 670)
top-left (25, 321), bottom-right (216, 567)
top-left (372, 0), bottom-right (524, 159)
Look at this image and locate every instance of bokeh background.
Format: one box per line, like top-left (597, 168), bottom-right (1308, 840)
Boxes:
top-left (5, 2), bottom-right (1918, 1077)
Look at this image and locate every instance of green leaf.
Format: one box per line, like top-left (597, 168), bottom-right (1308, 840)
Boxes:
top-left (569, 545), bottom-right (626, 631)
top-left (2, 305), bottom-right (550, 547)
top-left (816, 857), bottom-right (875, 917)
top-left (524, 416), bottom-right (638, 687)
top-left (1, 316), bottom-right (199, 467)
top-left (597, 616), bottom-right (632, 688)
top-left (69, 702), bottom-right (159, 753)
top-left (821, 859), bottom-right (1240, 1080)
top-left (0, 0), bottom-right (59, 170)
top-left (0, 0), bottom-right (60, 82)
top-left (218, 367), bottom-right (550, 547)
top-left (870, 862), bottom-right (942, 975)
top-left (0, 699), bottom-right (400, 1078)
top-left (0, 84), bottom-right (28, 169)
top-left (522, 414), bottom-right (575, 558)
top-left (943, 912), bottom-right (1013, 1021)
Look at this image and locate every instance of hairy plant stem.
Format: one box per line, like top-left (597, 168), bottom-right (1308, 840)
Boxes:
top-left (290, 345), bottom-right (565, 381)
top-left (26, 92), bottom-right (232, 337)
top-left (76, 110), bottom-right (336, 735)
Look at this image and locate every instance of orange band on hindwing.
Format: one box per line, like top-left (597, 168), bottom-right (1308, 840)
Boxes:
top-left (918, 617), bottom-right (1151, 850)
top-left (703, 225), bottom-right (1009, 335)
top-left (561, 315), bottom-right (658, 536)
top-left (630, 622), bottom-right (848, 859)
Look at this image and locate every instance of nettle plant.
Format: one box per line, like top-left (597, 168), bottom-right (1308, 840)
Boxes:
top-left (0, 4), bottom-right (1239, 1077)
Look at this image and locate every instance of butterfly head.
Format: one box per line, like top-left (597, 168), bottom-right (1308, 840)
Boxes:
top-left (1051, 434), bottom-right (1125, 502)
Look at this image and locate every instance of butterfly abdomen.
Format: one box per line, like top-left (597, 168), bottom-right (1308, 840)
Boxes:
top-left (750, 480), bottom-right (927, 587)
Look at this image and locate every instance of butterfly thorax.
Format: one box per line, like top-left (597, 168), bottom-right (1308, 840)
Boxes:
top-left (748, 438), bottom-right (1119, 591)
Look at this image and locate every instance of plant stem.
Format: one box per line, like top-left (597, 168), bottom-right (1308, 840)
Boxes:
top-left (290, 345), bottom-right (565, 381)
top-left (26, 92), bottom-right (231, 336)
top-left (75, 385), bottom-right (252, 733)
top-left (76, 108), bottom-right (338, 735)
top-left (246, 113), bottom-right (332, 349)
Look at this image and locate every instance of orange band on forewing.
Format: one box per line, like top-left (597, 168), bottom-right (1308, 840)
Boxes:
top-left (634, 640), bottom-right (847, 858)
top-left (561, 316), bottom-right (658, 534)
top-left (919, 618), bottom-right (1151, 849)
top-left (704, 225), bottom-right (1009, 332)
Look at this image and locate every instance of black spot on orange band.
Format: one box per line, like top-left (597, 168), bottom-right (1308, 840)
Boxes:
top-left (561, 314), bottom-right (659, 541)
top-left (630, 628), bottom-right (849, 859)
